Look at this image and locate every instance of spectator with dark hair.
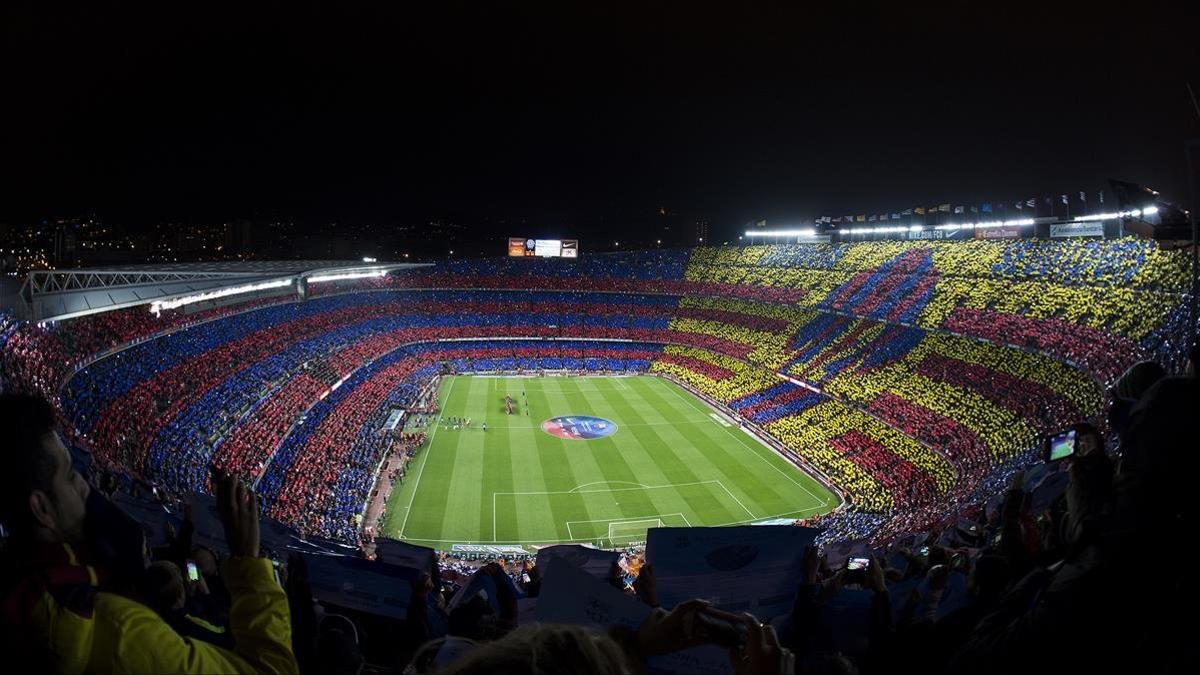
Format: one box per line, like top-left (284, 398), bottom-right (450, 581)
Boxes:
top-left (920, 554), bottom-right (1010, 671)
top-left (1061, 424), bottom-right (1114, 553)
top-left (419, 604), bottom-right (794, 675)
top-left (315, 614), bottom-right (363, 675)
top-left (142, 560), bottom-right (187, 614)
top-left (0, 392), bottom-right (298, 674)
top-left (141, 560), bottom-right (234, 649)
top-left (952, 378), bottom-right (1200, 675)
top-left (1107, 360), bottom-right (1166, 435)
top-left (152, 501), bottom-right (195, 569)
top-left (428, 623), bottom-right (628, 675)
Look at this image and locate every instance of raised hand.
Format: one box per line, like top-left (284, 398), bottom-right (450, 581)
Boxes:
top-left (730, 613), bottom-right (795, 675)
top-left (213, 469), bottom-right (260, 559)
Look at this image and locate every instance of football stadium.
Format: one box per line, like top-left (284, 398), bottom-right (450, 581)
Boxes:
top-left (2, 226), bottom-right (1199, 672)
top-left (3, 4), bottom-right (1199, 673)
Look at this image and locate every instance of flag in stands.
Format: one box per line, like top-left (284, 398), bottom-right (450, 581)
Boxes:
top-left (868, 215), bottom-right (877, 222)
top-left (954, 205), bottom-right (964, 214)
top-left (903, 207), bottom-right (914, 215)
top-left (1061, 194), bottom-right (1069, 205)
top-left (970, 205), bottom-right (978, 213)
top-left (856, 214), bottom-right (866, 222)
top-left (914, 207), bottom-right (925, 215)
top-left (1026, 198), bottom-right (1036, 208)
top-left (982, 203), bottom-right (992, 213)
top-left (938, 203), bottom-right (951, 212)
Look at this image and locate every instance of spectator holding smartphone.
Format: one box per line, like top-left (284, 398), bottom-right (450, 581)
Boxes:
top-left (141, 560), bottom-right (234, 649)
top-left (0, 392), bottom-right (298, 674)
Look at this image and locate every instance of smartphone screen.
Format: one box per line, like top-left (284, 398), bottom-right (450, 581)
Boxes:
top-left (186, 561), bottom-right (200, 582)
top-left (846, 557), bottom-right (871, 571)
top-left (1046, 429), bottom-right (1076, 462)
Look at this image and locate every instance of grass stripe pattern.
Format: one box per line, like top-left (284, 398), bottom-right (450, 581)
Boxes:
top-left (381, 375), bottom-right (836, 548)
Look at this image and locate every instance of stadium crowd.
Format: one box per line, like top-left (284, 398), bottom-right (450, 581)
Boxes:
top-left (1, 359), bottom-right (1195, 672)
top-left (0, 239), bottom-right (1190, 551)
top-left (0, 238), bottom-right (1196, 672)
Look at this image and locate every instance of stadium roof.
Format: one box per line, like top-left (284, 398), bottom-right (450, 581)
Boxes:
top-left (78, 260), bottom-right (377, 274)
top-left (20, 260), bottom-right (431, 323)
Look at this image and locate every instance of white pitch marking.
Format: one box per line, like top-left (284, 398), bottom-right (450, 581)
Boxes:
top-left (398, 375), bottom-right (455, 538)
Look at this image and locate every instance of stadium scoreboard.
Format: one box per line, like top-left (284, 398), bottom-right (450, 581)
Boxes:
top-left (508, 237), bottom-right (579, 258)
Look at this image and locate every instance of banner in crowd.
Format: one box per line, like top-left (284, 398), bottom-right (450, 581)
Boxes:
top-left (906, 228), bottom-right (966, 241)
top-left (820, 536), bottom-right (872, 561)
top-left (975, 226), bottom-right (1023, 240)
top-left (303, 552), bottom-right (419, 619)
top-left (109, 489), bottom-right (361, 559)
top-left (538, 556), bottom-right (734, 675)
top-left (446, 564), bottom-right (523, 615)
top-left (450, 543), bottom-right (529, 557)
top-left (535, 544), bottom-right (620, 580)
top-left (752, 517), bottom-right (801, 526)
top-left (111, 491), bottom-right (176, 546)
top-left (820, 587), bottom-right (874, 653)
top-left (646, 525), bottom-right (822, 620)
top-left (1050, 222), bottom-right (1104, 238)
top-left (187, 493), bottom-right (299, 556)
top-left (374, 538), bottom-right (437, 571)
top-left (888, 571), bottom-right (968, 620)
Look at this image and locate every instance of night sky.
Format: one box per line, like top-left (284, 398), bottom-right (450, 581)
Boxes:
top-left (3, 1), bottom-right (1197, 242)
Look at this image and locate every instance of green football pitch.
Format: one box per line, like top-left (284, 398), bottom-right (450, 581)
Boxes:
top-left (380, 375), bottom-right (838, 549)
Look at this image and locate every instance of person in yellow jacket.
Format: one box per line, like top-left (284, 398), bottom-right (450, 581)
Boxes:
top-left (0, 392), bottom-right (299, 674)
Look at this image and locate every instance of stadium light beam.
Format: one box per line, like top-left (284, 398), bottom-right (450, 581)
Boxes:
top-left (743, 228), bottom-right (817, 238)
top-left (149, 278), bottom-right (294, 315)
top-left (1073, 206), bottom-right (1155, 222)
top-left (307, 269), bottom-right (389, 283)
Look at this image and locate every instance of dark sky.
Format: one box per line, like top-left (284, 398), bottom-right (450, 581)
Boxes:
top-left (3, 1), bottom-right (1198, 240)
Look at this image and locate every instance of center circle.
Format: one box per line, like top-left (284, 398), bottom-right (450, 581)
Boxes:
top-left (541, 415), bottom-right (618, 440)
